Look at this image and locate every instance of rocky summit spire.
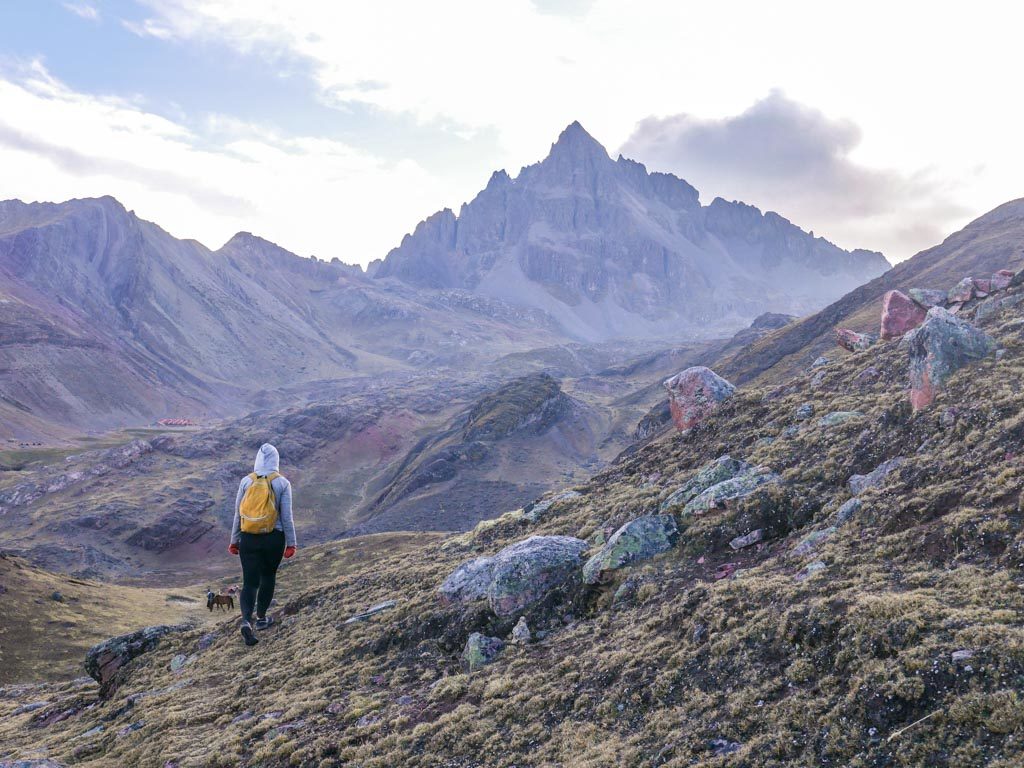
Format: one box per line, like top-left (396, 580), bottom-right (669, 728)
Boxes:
top-left (544, 121), bottom-right (610, 164)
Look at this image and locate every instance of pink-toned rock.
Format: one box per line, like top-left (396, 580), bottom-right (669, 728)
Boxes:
top-left (880, 290), bottom-right (926, 340)
top-left (947, 277), bottom-right (975, 304)
top-left (663, 366), bottom-right (736, 430)
top-left (835, 328), bottom-right (876, 352)
top-left (973, 277), bottom-right (991, 297)
top-left (991, 269), bottom-right (1015, 291)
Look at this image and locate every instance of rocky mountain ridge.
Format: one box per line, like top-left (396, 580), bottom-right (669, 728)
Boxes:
top-left (375, 121), bottom-right (888, 341)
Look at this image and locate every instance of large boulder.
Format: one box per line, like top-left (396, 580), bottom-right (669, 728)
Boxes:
top-left (947, 277), bottom-right (975, 304)
top-left (682, 469), bottom-right (781, 515)
top-left (582, 515), bottom-right (679, 584)
top-left (663, 367), bottom-right (736, 431)
top-left (438, 556), bottom-right (495, 605)
top-left (486, 536), bottom-right (588, 617)
top-left (835, 328), bottom-right (876, 352)
top-left (880, 290), bottom-right (927, 340)
top-left (901, 307), bottom-right (995, 410)
top-left (85, 624), bottom-right (189, 698)
top-left (908, 288), bottom-right (947, 309)
top-left (659, 455), bottom-right (752, 512)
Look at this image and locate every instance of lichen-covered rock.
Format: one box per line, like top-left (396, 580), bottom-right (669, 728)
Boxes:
top-left (901, 306), bottom-right (995, 410)
top-left (947, 277), bottom-right (975, 304)
top-left (682, 469), bottom-right (781, 515)
top-left (438, 556), bottom-right (495, 605)
top-left (811, 356), bottom-right (830, 368)
top-left (908, 288), bottom-right (948, 309)
top-left (818, 411), bottom-right (864, 427)
top-left (85, 624), bottom-right (189, 698)
top-left (795, 403), bottom-right (815, 420)
top-left (486, 535), bottom-right (588, 617)
top-left (848, 457), bottom-right (906, 495)
top-left (975, 293), bottom-right (1024, 323)
top-left (729, 528), bottom-right (764, 550)
top-left (835, 328), bottom-right (876, 352)
top-left (880, 290), bottom-right (927, 340)
top-left (463, 632), bottom-right (504, 668)
top-left (659, 455), bottom-right (752, 512)
top-left (833, 498), bottom-right (863, 525)
top-left (522, 489), bottom-right (581, 523)
top-left (795, 561), bottom-right (827, 581)
top-left (791, 527), bottom-right (837, 557)
top-left (511, 616), bottom-right (531, 644)
top-left (582, 515), bottom-right (679, 584)
top-left (663, 367), bottom-right (736, 430)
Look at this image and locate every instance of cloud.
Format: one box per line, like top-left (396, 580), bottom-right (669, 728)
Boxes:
top-left (62, 2), bottom-right (100, 21)
top-left (620, 92), bottom-right (969, 260)
top-left (0, 61), bottom-right (453, 263)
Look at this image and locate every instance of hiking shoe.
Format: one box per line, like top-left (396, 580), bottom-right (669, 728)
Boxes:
top-left (240, 622), bottom-right (259, 647)
top-left (255, 616), bottom-right (274, 631)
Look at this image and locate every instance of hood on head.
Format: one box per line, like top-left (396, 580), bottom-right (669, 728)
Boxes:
top-left (254, 443), bottom-right (280, 475)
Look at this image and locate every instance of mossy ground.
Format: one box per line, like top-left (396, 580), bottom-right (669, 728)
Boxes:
top-left (4, 305), bottom-right (1024, 766)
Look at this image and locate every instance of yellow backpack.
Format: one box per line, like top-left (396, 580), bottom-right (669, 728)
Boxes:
top-left (239, 472), bottom-right (280, 534)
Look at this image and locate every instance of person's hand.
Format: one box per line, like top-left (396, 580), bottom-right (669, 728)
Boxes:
top-left (284, 546), bottom-right (296, 559)
top-left (228, 543), bottom-right (239, 556)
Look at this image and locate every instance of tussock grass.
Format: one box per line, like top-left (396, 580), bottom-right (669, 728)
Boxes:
top-left (5, 302), bottom-right (1024, 766)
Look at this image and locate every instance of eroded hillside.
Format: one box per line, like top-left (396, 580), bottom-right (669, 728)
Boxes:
top-left (4, 269), bottom-right (1024, 767)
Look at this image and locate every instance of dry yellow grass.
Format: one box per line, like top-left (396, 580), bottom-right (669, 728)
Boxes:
top-left (3, 300), bottom-right (1024, 766)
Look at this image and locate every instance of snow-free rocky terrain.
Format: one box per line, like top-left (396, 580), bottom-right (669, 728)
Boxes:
top-left (4, 224), bottom-right (1024, 766)
top-left (0, 122), bottom-right (885, 444)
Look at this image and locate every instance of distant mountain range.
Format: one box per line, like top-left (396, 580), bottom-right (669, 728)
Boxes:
top-left (0, 122), bottom-right (889, 441)
top-left (373, 121), bottom-right (889, 340)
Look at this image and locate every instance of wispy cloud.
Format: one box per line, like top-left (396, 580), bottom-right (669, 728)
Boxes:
top-left (0, 61), bottom-right (452, 262)
top-left (620, 92), bottom-right (970, 261)
top-left (62, 2), bottom-right (100, 21)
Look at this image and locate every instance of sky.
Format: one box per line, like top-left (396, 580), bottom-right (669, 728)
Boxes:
top-left (0, 1), bottom-right (1021, 266)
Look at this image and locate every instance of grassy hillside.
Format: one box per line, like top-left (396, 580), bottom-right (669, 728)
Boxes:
top-left (0, 554), bottom-right (207, 684)
top-left (0, 533), bottom-right (439, 687)
top-left (4, 275), bottom-right (1024, 766)
top-left (718, 198), bottom-right (1024, 386)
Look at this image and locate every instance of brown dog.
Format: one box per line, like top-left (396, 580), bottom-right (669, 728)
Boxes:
top-left (206, 590), bottom-right (235, 611)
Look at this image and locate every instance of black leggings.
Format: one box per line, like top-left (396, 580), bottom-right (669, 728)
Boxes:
top-left (238, 530), bottom-right (285, 622)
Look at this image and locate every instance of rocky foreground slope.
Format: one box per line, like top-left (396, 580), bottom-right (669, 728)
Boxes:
top-left (4, 268), bottom-right (1024, 766)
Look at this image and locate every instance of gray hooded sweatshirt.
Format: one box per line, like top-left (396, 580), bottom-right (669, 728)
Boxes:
top-left (230, 443), bottom-right (297, 547)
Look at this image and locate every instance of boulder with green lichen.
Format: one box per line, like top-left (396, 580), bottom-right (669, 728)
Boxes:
top-left (582, 515), bottom-right (679, 584)
top-left (659, 455), bottom-right (752, 512)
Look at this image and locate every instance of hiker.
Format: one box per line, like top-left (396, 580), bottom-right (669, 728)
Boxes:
top-left (228, 443), bottom-right (297, 647)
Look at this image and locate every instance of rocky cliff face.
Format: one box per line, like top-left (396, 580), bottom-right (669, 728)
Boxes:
top-left (375, 122), bottom-right (889, 342)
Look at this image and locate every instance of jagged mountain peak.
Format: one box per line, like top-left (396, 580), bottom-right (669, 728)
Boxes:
top-left (533, 120), bottom-right (613, 178)
top-left (375, 124), bottom-right (890, 340)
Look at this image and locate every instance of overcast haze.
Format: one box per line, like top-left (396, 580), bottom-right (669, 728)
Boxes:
top-left (0, 0), bottom-right (1021, 265)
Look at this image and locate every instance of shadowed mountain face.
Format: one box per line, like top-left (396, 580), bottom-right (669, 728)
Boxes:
top-left (374, 122), bottom-right (889, 341)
